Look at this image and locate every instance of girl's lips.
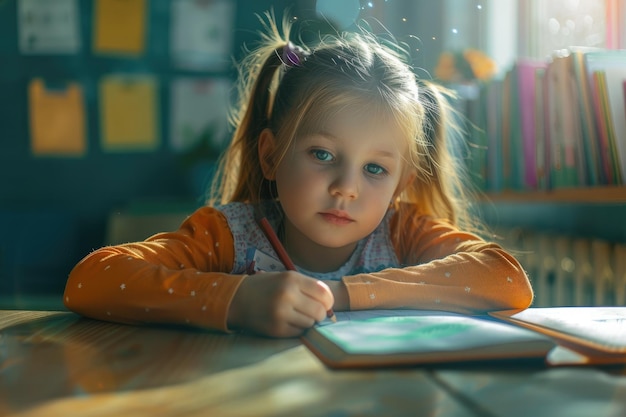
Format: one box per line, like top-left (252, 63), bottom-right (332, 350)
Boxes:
top-left (319, 210), bottom-right (354, 225)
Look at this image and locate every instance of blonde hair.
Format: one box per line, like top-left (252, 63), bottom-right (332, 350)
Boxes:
top-left (210, 12), bottom-right (478, 232)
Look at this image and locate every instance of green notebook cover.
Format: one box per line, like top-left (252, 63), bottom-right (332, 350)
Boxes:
top-left (302, 310), bottom-right (555, 369)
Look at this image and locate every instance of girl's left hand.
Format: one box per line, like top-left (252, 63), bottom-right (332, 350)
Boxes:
top-left (323, 280), bottom-right (349, 311)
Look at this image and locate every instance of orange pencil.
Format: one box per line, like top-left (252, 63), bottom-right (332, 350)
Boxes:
top-left (257, 216), bottom-right (337, 323)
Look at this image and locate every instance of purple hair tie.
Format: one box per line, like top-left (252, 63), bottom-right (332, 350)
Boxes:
top-left (282, 41), bottom-right (308, 67)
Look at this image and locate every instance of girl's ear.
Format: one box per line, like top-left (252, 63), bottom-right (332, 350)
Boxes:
top-left (258, 128), bottom-right (277, 180)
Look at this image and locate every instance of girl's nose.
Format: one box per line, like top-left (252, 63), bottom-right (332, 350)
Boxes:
top-left (329, 169), bottom-right (359, 199)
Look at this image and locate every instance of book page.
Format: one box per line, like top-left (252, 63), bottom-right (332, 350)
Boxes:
top-left (317, 309), bottom-right (460, 325)
top-left (494, 307), bottom-right (626, 352)
top-left (315, 310), bottom-right (551, 356)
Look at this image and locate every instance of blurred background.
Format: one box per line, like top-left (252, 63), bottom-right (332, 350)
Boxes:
top-left (1, 0), bottom-right (625, 309)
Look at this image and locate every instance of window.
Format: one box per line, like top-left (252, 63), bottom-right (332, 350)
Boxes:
top-left (441, 0), bottom-right (624, 76)
top-left (525, 0), bottom-right (607, 59)
top-left (315, 0), bottom-right (624, 77)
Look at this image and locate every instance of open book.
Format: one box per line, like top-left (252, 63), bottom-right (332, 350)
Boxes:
top-left (490, 307), bottom-right (626, 365)
top-left (301, 310), bottom-right (555, 369)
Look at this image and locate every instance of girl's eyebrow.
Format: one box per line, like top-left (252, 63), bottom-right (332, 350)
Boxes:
top-left (314, 130), bottom-right (399, 159)
top-left (314, 129), bottom-right (340, 141)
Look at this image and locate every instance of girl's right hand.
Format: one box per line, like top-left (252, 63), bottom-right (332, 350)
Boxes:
top-left (227, 271), bottom-right (334, 338)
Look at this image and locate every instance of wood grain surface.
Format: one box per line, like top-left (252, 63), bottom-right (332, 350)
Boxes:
top-left (2, 310), bottom-right (626, 417)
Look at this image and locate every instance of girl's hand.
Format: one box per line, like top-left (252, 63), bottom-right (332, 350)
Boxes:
top-left (323, 280), bottom-right (349, 312)
top-left (227, 271), bottom-right (334, 338)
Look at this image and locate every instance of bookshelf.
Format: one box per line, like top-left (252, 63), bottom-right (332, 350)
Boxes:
top-left (458, 45), bottom-right (626, 245)
top-left (475, 196), bottom-right (626, 244)
top-left (462, 48), bottom-right (626, 207)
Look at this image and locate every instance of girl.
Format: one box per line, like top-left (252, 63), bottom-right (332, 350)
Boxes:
top-left (64, 16), bottom-right (533, 338)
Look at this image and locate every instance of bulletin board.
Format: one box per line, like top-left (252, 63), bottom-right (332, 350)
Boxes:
top-left (0, 0), bottom-right (292, 296)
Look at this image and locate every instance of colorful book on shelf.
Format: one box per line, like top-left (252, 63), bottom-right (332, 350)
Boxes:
top-left (490, 307), bottom-right (626, 365)
top-left (507, 64), bottom-right (524, 190)
top-left (545, 53), bottom-right (584, 188)
top-left (517, 59), bottom-right (547, 189)
top-left (301, 310), bottom-right (555, 369)
top-left (570, 47), bottom-right (602, 185)
top-left (465, 84), bottom-right (489, 191)
top-left (591, 71), bottom-right (614, 184)
top-left (539, 65), bottom-right (554, 191)
top-left (486, 80), bottom-right (504, 192)
top-left (603, 66), bottom-right (626, 182)
top-left (622, 80), bottom-right (626, 121)
top-left (591, 70), bottom-right (621, 185)
top-left (500, 69), bottom-right (513, 190)
top-left (584, 50), bottom-right (626, 185)
top-left (534, 67), bottom-right (549, 190)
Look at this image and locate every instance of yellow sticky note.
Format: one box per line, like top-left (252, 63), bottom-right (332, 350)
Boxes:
top-left (93, 0), bottom-right (147, 55)
top-left (29, 78), bottom-right (86, 157)
top-left (100, 75), bottom-right (159, 152)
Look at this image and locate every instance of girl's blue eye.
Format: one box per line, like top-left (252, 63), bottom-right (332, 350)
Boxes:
top-left (312, 149), bottom-right (334, 162)
top-left (365, 164), bottom-right (387, 176)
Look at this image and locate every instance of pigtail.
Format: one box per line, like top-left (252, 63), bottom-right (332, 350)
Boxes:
top-left (419, 82), bottom-right (459, 223)
top-left (209, 13), bottom-right (292, 205)
top-left (399, 81), bottom-right (481, 234)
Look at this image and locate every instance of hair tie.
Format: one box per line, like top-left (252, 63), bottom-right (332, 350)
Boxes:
top-left (281, 41), bottom-right (308, 67)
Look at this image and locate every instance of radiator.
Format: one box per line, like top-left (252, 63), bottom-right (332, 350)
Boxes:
top-left (495, 229), bottom-right (626, 307)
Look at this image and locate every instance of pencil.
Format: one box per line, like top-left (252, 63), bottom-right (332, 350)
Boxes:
top-left (257, 216), bottom-right (337, 323)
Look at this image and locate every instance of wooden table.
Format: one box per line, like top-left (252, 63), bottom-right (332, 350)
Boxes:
top-left (1, 310), bottom-right (625, 417)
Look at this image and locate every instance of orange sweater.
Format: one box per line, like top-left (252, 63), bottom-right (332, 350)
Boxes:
top-left (64, 205), bottom-right (533, 332)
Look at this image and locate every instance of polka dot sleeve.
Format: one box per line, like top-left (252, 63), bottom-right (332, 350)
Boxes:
top-left (343, 208), bottom-right (534, 314)
top-left (63, 207), bottom-right (246, 332)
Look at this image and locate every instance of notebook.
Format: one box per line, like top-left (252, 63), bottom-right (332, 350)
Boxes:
top-left (490, 307), bottom-right (626, 364)
top-left (301, 310), bottom-right (555, 369)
